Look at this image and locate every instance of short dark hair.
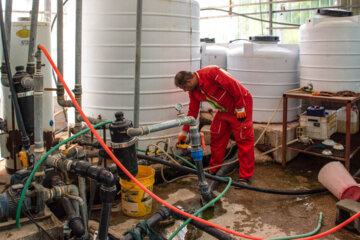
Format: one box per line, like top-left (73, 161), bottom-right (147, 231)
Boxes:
top-left (174, 71), bottom-right (193, 87)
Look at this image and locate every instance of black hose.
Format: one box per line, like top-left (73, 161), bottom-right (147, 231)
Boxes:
top-left (209, 156), bottom-right (238, 192)
top-left (0, 0), bottom-right (31, 151)
top-left (137, 154), bottom-right (328, 195)
top-left (168, 207), bottom-right (236, 240)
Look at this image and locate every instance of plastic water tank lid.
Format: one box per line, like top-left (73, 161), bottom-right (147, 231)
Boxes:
top-left (249, 36), bottom-right (279, 42)
top-left (316, 8), bottom-right (353, 17)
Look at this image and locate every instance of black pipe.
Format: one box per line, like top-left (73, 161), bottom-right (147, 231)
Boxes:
top-left (209, 156), bottom-right (238, 192)
top-left (71, 160), bottom-right (115, 187)
top-left (137, 154), bottom-right (328, 195)
top-left (168, 207), bottom-right (236, 240)
top-left (122, 206), bottom-right (171, 240)
top-left (98, 185), bottom-right (116, 240)
top-left (87, 149), bottom-right (105, 221)
top-left (62, 198), bottom-right (85, 238)
top-left (0, 0), bottom-right (30, 151)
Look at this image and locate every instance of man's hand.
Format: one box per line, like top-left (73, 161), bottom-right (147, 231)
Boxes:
top-left (235, 108), bottom-right (247, 122)
top-left (177, 130), bottom-right (188, 144)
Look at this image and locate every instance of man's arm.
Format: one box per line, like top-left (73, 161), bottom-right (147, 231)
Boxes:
top-left (182, 92), bottom-right (200, 132)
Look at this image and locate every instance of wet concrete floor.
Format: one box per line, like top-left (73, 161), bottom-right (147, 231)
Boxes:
top-left (105, 154), bottom-right (360, 240)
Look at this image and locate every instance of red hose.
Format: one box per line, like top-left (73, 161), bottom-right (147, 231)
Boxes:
top-left (39, 44), bottom-right (359, 240)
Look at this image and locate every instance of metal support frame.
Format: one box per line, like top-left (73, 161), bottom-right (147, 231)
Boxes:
top-left (281, 89), bottom-right (360, 170)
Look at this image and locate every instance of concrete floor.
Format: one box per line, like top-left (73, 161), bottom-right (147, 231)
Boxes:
top-left (103, 154), bottom-right (360, 240)
top-left (0, 153), bottom-right (359, 239)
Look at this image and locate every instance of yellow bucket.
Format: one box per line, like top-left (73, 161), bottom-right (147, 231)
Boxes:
top-left (120, 165), bottom-right (155, 217)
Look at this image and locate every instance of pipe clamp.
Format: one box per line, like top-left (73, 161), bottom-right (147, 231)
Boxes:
top-left (111, 137), bottom-right (138, 148)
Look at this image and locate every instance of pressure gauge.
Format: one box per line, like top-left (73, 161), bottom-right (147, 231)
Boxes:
top-left (175, 103), bottom-right (183, 112)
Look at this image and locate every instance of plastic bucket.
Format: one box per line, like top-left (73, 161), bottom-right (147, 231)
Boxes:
top-left (318, 161), bottom-right (360, 201)
top-left (120, 165), bottom-right (155, 217)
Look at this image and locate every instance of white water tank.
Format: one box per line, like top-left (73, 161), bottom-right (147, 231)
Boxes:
top-left (300, 9), bottom-right (360, 92)
top-left (227, 36), bottom-right (300, 123)
top-left (1, 20), bottom-right (54, 132)
top-left (201, 43), bottom-right (228, 70)
top-left (82, 0), bottom-right (200, 148)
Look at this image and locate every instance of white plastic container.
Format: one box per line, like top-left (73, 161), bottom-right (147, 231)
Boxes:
top-left (336, 106), bottom-right (359, 134)
top-left (201, 44), bottom-right (228, 70)
top-left (227, 36), bottom-right (300, 123)
top-left (2, 21), bottom-right (54, 132)
top-left (300, 110), bottom-right (337, 140)
top-left (299, 9), bottom-right (360, 92)
top-left (82, 0), bottom-right (200, 148)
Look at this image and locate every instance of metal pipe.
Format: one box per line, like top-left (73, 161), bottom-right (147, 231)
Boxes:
top-left (34, 49), bottom-right (44, 166)
top-left (1, 0), bottom-right (12, 87)
top-left (44, 0), bottom-right (51, 23)
top-left (5, 0), bottom-right (12, 54)
top-left (76, 114), bottom-right (108, 125)
top-left (56, 0), bottom-right (73, 107)
top-left (190, 126), bottom-right (212, 202)
top-left (269, 0), bottom-right (273, 36)
top-left (133, 0), bottom-right (143, 128)
top-left (27, 0), bottom-right (39, 75)
top-left (74, 0), bottom-right (83, 132)
top-left (127, 115), bottom-right (196, 137)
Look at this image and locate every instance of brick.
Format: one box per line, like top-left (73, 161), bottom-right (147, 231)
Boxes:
top-left (254, 121), bottom-right (299, 163)
top-left (199, 111), bottom-right (214, 125)
top-left (336, 199), bottom-right (360, 233)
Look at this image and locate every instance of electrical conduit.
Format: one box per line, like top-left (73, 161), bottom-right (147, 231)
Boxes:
top-left (17, 45), bottom-right (360, 240)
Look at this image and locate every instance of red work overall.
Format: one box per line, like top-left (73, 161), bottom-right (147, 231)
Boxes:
top-left (182, 66), bottom-right (254, 179)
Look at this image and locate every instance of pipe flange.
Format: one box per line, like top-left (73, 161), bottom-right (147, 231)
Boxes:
top-left (111, 137), bottom-right (138, 149)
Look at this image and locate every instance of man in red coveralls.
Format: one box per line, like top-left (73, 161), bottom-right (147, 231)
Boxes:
top-left (174, 65), bottom-right (254, 184)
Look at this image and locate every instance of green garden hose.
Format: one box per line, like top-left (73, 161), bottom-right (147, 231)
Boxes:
top-left (16, 121), bottom-right (112, 228)
top-left (267, 212), bottom-right (323, 240)
top-left (169, 177), bottom-right (233, 240)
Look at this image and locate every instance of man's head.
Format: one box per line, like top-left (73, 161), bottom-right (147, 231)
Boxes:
top-left (174, 71), bottom-right (199, 92)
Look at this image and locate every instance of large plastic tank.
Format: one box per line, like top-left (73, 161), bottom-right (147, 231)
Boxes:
top-left (201, 44), bottom-right (228, 70)
top-left (227, 36), bottom-right (300, 123)
top-left (2, 20), bottom-right (54, 132)
top-left (1, 20), bottom-right (53, 164)
top-left (300, 9), bottom-right (360, 92)
top-left (82, 0), bottom-right (200, 148)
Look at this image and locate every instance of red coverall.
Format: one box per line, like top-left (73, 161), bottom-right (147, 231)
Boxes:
top-left (182, 66), bottom-right (254, 179)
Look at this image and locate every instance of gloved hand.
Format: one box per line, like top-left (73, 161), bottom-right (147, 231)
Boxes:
top-left (177, 130), bottom-right (188, 144)
top-left (235, 108), bottom-right (247, 122)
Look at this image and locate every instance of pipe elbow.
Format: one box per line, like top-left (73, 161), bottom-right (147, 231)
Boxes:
top-left (127, 127), bottom-right (144, 137)
top-left (188, 116), bottom-right (197, 126)
top-left (57, 95), bottom-right (73, 107)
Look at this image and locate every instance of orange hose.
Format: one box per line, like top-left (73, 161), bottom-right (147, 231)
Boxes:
top-left (38, 44), bottom-right (263, 240)
top-left (39, 44), bottom-right (360, 239)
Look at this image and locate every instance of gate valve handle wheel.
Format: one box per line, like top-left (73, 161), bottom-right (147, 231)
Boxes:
top-left (235, 108), bottom-right (247, 122)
